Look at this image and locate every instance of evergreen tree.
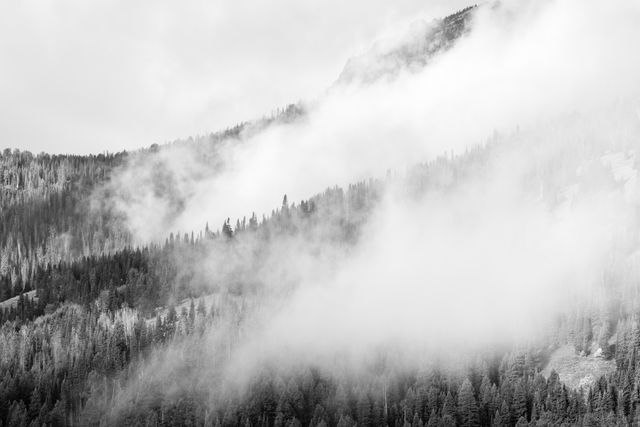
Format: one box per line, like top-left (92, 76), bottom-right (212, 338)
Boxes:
top-left (458, 379), bottom-right (480, 427)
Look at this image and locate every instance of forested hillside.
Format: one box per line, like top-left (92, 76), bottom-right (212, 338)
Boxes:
top-left (3, 3), bottom-right (640, 427)
top-left (3, 120), bottom-right (640, 425)
top-left (0, 150), bottom-right (128, 303)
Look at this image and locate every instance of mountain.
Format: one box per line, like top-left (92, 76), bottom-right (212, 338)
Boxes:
top-left (2, 3), bottom-right (640, 427)
top-left (335, 6), bottom-right (476, 85)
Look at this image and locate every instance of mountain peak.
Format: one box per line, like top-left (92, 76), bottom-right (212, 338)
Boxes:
top-left (335, 5), bottom-right (477, 86)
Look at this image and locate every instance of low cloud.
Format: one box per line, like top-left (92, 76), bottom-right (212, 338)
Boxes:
top-left (98, 0), bottom-right (640, 410)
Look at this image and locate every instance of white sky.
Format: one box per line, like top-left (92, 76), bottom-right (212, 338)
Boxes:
top-left (0, 0), bottom-right (471, 154)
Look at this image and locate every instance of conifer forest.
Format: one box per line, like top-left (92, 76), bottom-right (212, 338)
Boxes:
top-left (2, 1), bottom-right (640, 426)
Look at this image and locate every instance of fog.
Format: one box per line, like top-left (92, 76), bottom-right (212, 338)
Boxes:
top-left (103, 0), bottom-right (640, 243)
top-left (0, 0), bottom-right (469, 154)
top-left (100, 0), bottom-right (640, 411)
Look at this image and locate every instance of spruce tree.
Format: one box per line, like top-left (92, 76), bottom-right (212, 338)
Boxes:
top-left (458, 379), bottom-right (480, 427)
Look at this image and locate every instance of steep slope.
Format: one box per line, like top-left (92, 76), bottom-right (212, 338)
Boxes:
top-left (4, 3), bottom-right (640, 426)
top-left (335, 6), bottom-right (477, 85)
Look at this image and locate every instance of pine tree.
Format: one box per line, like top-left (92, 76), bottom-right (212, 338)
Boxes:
top-left (442, 391), bottom-right (456, 420)
top-left (357, 393), bottom-right (371, 426)
top-left (28, 384), bottom-right (42, 420)
top-left (336, 415), bottom-right (354, 427)
top-left (412, 412), bottom-right (424, 427)
top-left (458, 379), bottom-right (480, 427)
top-left (222, 219), bottom-right (233, 239)
top-left (512, 378), bottom-right (527, 421)
top-left (479, 375), bottom-right (494, 425)
top-left (426, 409), bottom-right (439, 427)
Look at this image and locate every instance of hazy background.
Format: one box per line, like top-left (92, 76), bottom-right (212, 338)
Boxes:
top-left (0, 0), bottom-right (471, 154)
